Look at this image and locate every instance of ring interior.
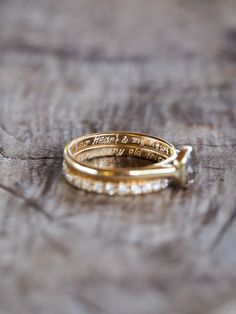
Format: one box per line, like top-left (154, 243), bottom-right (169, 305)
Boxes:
top-left (68, 132), bottom-right (176, 167)
top-left (74, 145), bottom-right (168, 164)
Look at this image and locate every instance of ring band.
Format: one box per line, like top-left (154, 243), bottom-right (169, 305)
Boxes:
top-left (63, 131), bottom-right (194, 195)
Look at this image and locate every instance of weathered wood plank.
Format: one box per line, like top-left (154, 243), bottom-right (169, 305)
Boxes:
top-left (0, 0), bottom-right (236, 313)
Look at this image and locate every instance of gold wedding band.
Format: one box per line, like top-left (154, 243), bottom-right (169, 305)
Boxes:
top-left (63, 131), bottom-right (194, 195)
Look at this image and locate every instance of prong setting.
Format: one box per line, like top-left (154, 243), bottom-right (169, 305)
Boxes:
top-left (174, 146), bottom-right (195, 187)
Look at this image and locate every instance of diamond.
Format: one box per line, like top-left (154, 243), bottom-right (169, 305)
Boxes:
top-left (185, 160), bottom-right (195, 185)
top-left (118, 183), bottom-right (129, 195)
top-left (142, 182), bottom-right (153, 194)
top-left (74, 178), bottom-right (82, 188)
top-left (131, 183), bottom-right (142, 195)
top-left (81, 179), bottom-right (91, 191)
top-left (69, 175), bottom-right (77, 186)
top-left (105, 182), bottom-right (115, 195)
top-left (152, 180), bottom-right (161, 191)
top-left (176, 146), bottom-right (195, 187)
top-left (93, 181), bottom-right (104, 193)
top-left (160, 179), bottom-right (169, 189)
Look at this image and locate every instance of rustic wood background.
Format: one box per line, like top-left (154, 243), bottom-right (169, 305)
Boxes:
top-left (0, 0), bottom-right (236, 313)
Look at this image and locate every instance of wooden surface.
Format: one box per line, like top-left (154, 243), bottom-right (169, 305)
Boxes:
top-left (0, 0), bottom-right (236, 313)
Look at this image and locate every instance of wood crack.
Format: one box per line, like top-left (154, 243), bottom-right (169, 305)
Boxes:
top-left (202, 166), bottom-right (225, 170)
top-left (0, 125), bottom-right (23, 143)
top-left (0, 182), bottom-right (53, 221)
top-left (0, 40), bottom-right (147, 64)
top-left (211, 207), bottom-right (236, 249)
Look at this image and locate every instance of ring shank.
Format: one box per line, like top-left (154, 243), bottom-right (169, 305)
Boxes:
top-left (63, 132), bottom-right (193, 195)
top-left (64, 131), bottom-right (177, 179)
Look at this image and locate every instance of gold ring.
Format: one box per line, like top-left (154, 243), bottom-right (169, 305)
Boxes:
top-left (63, 131), bottom-right (194, 195)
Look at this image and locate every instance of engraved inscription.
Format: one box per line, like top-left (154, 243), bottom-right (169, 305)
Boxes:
top-left (92, 136), bottom-right (116, 145)
top-left (74, 134), bottom-right (172, 158)
top-left (131, 137), bottom-right (145, 146)
top-left (128, 148), bottom-right (142, 157)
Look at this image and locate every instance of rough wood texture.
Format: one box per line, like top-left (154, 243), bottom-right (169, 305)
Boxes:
top-left (0, 0), bottom-right (236, 313)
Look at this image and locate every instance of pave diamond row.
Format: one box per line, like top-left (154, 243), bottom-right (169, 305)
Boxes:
top-left (64, 167), bottom-right (169, 195)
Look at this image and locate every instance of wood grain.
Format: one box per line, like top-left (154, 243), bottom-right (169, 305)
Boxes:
top-left (0, 0), bottom-right (236, 313)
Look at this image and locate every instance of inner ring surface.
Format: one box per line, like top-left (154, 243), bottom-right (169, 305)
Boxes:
top-left (64, 132), bottom-right (177, 178)
top-left (75, 144), bottom-right (169, 164)
top-left (67, 132), bottom-right (176, 166)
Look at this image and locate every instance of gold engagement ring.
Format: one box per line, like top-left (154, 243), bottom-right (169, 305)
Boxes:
top-left (63, 131), bottom-right (194, 195)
